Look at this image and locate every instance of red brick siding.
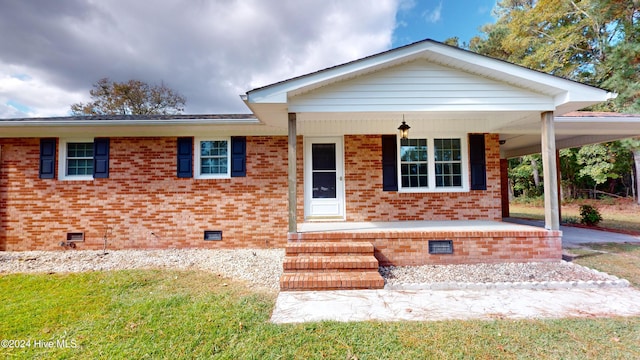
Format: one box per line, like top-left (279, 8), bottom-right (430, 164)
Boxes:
top-left (343, 134), bottom-right (502, 222)
top-left (290, 230), bottom-right (563, 266)
top-left (0, 137), bottom-right (289, 251)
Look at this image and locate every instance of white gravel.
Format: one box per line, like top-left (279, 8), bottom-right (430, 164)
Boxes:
top-left (0, 249), bottom-right (285, 292)
top-left (0, 249), bottom-right (622, 292)
top-left (380, 261), bottom-right (620, 287)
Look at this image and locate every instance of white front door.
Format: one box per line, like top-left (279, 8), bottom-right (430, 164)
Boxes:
top-left (304, 137), bottom-right (345, 220)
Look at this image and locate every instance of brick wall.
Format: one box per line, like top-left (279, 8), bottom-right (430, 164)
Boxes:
top-left (290, 229), bottom-right (563, 266)
top-left (1, 133), bottom-right (506, 252)
top-left (343, 134), bottom-right (502, 222)
top-left (0, 137), bottom-right (290, 251)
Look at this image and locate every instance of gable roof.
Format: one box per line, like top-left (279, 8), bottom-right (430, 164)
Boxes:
top-left (244, 39), bottom-right (614, 117)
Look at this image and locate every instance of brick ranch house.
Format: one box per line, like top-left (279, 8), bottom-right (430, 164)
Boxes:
top-left (2, 40), bottom-right (638, 288)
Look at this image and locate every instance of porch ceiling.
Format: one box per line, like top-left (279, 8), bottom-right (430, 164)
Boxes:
top-left (501, 112), bottom-right (640, 158)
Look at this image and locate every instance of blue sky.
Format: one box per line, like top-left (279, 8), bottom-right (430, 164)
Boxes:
top-left (0, 1), bottom-right (498, 117)
top-left (393, 0), bottom-right (497, 47)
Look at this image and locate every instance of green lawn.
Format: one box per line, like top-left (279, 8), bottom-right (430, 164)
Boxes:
top-left (2, 268), bottom-right (640, 359)
top-left (571, 243), bottom-right (640, 287)
top-left (510, 200), bottom-right (640, 234)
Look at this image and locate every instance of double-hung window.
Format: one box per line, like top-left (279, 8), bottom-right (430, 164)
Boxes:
top-left (400, 139), bottom-right (428, 188)
top-left (59, 139), bottom-right (94, 180)
top-left (434, 138), bottom-right (463, 187)
top-left (399, 136), bottom-right (468, 192)
top-left (58, 138), bottom-right (110, 180)
top-left (195, 138), bottom-right (231, 178)
top-left (66, 142), bottom-right (94, 176)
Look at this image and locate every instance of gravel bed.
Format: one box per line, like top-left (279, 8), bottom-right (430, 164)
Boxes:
top-left (380, 261), bottom-right (624, 289)
top-left (0, 250), bottom-right (625, 292)
top-left (0, 249), bottom-right (285, 292)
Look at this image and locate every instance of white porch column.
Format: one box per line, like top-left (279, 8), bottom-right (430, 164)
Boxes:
top-left (541, 111), bottom-right (560, 230)
top-left (288, 112), bottom-right (297, 233)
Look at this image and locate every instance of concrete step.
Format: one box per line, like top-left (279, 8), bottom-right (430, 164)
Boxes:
top-left (280, 271), bottom-right (385, 291)
top-left (285, 241), bottom-right (374, 256)
top-left (283, 255), bottom-right (379, 272)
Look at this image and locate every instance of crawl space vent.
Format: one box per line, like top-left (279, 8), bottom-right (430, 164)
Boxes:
top-left (66, 232), bottom-right (84, 242)
top-left (204, 230), bottom-right (222, 241)
top-left (428, 240), bottom-right (453, 254)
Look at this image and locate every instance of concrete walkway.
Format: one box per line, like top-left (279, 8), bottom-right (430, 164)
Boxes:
top-left (504, 218), bottom-right (640, 248)
top-left (271, 287), bottom-right (640, 323)
top-left (271, 221), bottom-right (640, 324)
top-left (271, 286), bottom-right (640, 323)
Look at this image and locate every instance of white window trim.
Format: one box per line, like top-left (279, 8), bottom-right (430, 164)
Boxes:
top-left (397, 134), bottom-right (470, 193)
top-left (195, 137), bottom-right (231, 179)
top-left (58, 138), bottom-right (94, 181)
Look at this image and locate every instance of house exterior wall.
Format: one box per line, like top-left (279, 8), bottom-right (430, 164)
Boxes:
top-left (1, 132), bottom-right (503, 252)
top-left (342, 133), bottom-right (501, 221)
top-left (0, 136), bottom-right (290, 251)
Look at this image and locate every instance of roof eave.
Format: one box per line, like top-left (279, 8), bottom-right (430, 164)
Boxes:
top-left (0, 118), bottom-right (261, 127)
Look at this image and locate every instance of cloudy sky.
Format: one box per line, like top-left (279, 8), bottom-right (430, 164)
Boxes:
top-left (0, 0), bottom-right (496, 118)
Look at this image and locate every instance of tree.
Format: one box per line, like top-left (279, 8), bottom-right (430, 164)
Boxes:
top-left (508, 155), bottom-right (543, 198)
top-left (474, 0), bottom-right (640, 202)
top-left (577, 143), bottom-right (618, 195)
top-left (620, 138), bottom-right (640, 203)
top-left (71, 78), bottom-right (186, 115)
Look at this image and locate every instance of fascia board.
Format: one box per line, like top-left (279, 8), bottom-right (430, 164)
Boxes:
top-left (427, 44), bottom-right (611, 100)
top-left (0, 118), bottom-right (261, 127)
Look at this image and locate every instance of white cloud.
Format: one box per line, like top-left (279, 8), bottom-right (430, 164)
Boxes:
top-left (0, 0), bottom-right (398, 117)
top-left (422, 1), bottom-right (443, 23)
top-left (398, 0), bottom-right (416, 12)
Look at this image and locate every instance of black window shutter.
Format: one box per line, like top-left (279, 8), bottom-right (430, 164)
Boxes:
top-left (93, 138), bottom-right (110, 178)
top-left (381, 135), bottom-right (398, 191)
top-left (469, 134), bottom-right (487, 190)
top-left (231, 136), bottom-right (247, 177)
top-left (177, 137), bottom-right (193, 178)
top-left (39, 138), bottom-right (56, 179)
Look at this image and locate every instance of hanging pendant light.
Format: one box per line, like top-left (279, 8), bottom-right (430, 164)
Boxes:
top-left (397, 115), bottom-right (410, 140)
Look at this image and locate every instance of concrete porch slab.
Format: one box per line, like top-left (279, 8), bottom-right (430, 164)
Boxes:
top-left (271, 287), bottom-right (640, 323)
top-left (298, 220), bottom-right (542, 233)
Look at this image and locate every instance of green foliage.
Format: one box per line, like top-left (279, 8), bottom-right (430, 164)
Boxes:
top-left (580, 204), bottom-right (603, 225)
top-left (563, 216), bottom-right (580, 224)
top-left (71, 78), bottom-right (186, 115)
top-left (472, 0), bottom-right (640, 112)
top-left (604, 41), bottom-right (640, 113)
top-left (577, 144), bottom-right (618, 186)
top-left (509, 155), bottom-right (543, 197)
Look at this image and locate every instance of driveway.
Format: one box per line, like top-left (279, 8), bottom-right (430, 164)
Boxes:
top-left (503, 218), bottom-right (640, 248)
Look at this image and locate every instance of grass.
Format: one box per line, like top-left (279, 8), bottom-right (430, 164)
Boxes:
top-left (571, 243), bottom-right (640, 287)
top-left (2, 268), bottom-right (640, 359)
top-left (509, 198), bottom-right (640, 233)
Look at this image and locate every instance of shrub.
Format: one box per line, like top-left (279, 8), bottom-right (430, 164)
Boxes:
top-left (579, 204), bottom-right (602, 226)
top-left (563, 216), bottom-right (580, 225)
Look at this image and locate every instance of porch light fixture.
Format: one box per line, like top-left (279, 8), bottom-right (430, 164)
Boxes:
top-left (397, 116), bottom-right (410, 140)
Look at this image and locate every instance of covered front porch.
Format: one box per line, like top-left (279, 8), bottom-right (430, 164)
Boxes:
top-left (243, 40), bottom-right (630, 291)
top-left (280, 219), bottom-right (560, 290)
top-left (294, 220), bottom-right (562, 266)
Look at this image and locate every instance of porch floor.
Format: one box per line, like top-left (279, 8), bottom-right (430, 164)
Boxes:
top-left (297, 220), bottom-right (545, 233)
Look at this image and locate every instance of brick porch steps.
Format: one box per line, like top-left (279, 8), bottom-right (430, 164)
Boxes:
top-left (283, 255), bottom-right (379, 271)
top-left (280, 241), bottom-right (385, 291)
